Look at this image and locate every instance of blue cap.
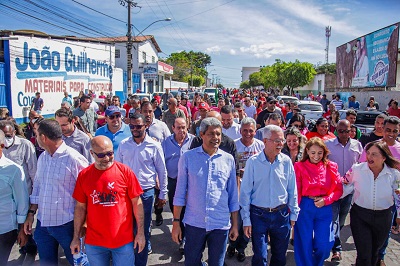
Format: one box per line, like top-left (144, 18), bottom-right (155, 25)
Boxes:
top-left (105, 105), bottom-right (121, 116)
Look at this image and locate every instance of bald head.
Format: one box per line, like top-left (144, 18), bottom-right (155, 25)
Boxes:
top-left (206, 111), bottom-right (222, 122)
top-left (337, 119), bottom-right (350, 128)
top-left (91, 136), bottom-right (113, 151)
top-left (174, 117), bottom-right (186, 127)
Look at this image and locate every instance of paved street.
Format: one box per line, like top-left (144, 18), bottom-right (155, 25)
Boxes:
top-left (8, 205), bottom-right (400, 265)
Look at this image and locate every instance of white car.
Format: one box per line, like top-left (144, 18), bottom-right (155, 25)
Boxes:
top-left (297, 100), bottom-right (324, 122)
top-left (277, 95), bottom-right (299, 104)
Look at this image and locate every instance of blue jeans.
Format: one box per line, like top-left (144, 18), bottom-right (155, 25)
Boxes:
top-left (250, 205), bottom-right (290, 266)
top-left (134, 188), bottom-right (154, 266)
top-left (86, 242), bottom-right (134, 266)
top-left (229, 207), bottom-right (249, 253)
top-left (34, 220), bottom-right (74, 266)
top-left (185, 224), bottom-right (228, 266)
top-left (294, 197), bottom-right (334, 266)
top-left (378, 204), bottom-right (397, 260)
top-left (331, 194), bottom-right (353, 252)
top-left (168, 177), bottom-right (186, 239)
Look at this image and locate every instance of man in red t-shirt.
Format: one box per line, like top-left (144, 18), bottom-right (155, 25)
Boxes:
top-left (70, 136), bottom-right (144, 265)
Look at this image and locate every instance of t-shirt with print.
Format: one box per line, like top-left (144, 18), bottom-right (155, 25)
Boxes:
top-left (73, 161), bottom-right (143, 248)
top-left (234, 138), bottom-right (265, 170)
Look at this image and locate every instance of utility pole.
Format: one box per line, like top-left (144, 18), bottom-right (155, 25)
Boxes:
top-left (190, 54), bottom-right (193, 88)
top-left (325, 26), bottom-right (331, 65)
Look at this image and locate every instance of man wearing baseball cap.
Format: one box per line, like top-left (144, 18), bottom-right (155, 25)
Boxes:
top-left (95, 105), bottom-right (131, 152)
top-left (256, 96), bottom-right (284, 128)
top-left (190, 102), bottom-right (210, 137)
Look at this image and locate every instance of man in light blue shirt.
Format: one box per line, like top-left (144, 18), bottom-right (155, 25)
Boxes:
top-left (172, 117), bottom-right (239, 266)
top-left (162, 117), bottom-right (194, 254)
top-left (0, 129), bottom-right (29, 265)
top-left (325, 119), bottom-right (363, 261)
top-left (239, 125), bottom-right (299, 266)
top-left (95, 105), bottom-right (131, 153)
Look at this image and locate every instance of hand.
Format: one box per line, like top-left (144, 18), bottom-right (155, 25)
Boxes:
top-left (395, 189), bottom-right (400, 195)
top-left (156, 199), bottom-right (167, 209)
top-left (243, 226), bottom-right (252, 239)
top-left (171, 223), bottom-right (182, 244)
top-left (134, 232), bottom-right (146, 253)
top-left (24, 215), bottom-right (34, 235)
top-left (229, 226), bottom-right (239, 241)
top-left (314, 198), bottom-right (325, 208)
top-left (70, 237), bottom-right (81, 255)
top-left (17, 229), bottom-right (28, 247)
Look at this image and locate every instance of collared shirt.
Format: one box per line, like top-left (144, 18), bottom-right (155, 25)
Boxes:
top-left (62, 96), bottom-right (73, 106)
top-left (174, 147), bottom-right (239, 231)
top-left (325, 138), bottom-right (363, 177)
top-left (147, 119), bottom-right (171, 143)
top-left (73, 107), bottom-right (98, 136)
top-left (0, 155), bottom-right (29, 234)
top-left (115, 135), bottom-right (168, 199)
top-left (95, 123), bottom-right (131, 153)
top-left (343, 163), bottom-right (400, 216)
top-left (162, 109), bottom-right (186, 133)
top-left (244, 104), bottom-right (257, 118)
top-left (162, 133), bottom-right (195, 178)
top-left (239, 152), bottom-right (299, 226)
top-left (222, 122), bottom-right (241, 140)
top-left (3, 136), bottom-right (37, 194)
top-left (64, 127), bottom-right (94, 164)
top-left (30, 142), bottom-right (89, 226)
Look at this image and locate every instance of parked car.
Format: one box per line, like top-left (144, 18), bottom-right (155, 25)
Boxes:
top-left (277, 95), bottom-right (299, 104)
top-left (187, 92), bottom-right (204, 101)
top-left (297, 100), bottom-right (324, 122)
top-left (339, 109), bottom-right (383, 134)
top-left (133, 93), bottom-right (152, 102)
top-left (204, 87), bottom-right (218, 99)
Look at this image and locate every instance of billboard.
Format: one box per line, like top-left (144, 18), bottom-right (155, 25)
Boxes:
top-left (6, 36), bottom-right (118, 119)
top-left (336, 23), bottom-right (399, 88)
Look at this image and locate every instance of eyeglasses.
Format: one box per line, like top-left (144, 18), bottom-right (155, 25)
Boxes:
top-left (292, 124), bottom-right (303, 129)
top-left (92, 151), bottom-right (114, 158)
top-left (129, 124), bottom-right (145, 129)
top-left (266, 138), bottom-right (286, 144)
top-left (108, 114), bottom-right (121, 120)
top-left (337, 129), bottom-right (350, 134)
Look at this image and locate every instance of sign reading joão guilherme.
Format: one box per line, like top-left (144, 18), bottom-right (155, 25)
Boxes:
top-left (8, 36), bottom-right (115, 118)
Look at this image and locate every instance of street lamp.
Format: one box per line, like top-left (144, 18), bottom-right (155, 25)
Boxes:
top-left (136, 18), bottom-right (172, 36)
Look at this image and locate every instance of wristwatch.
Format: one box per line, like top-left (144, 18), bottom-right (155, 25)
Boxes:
top-left (28, 209), bottom-right (36, 215)
top-left (173, 218), bottom-right (180, 222)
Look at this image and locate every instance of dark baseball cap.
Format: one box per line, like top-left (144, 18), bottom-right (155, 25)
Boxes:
top-left (266, 96), bottom-right (277, 103)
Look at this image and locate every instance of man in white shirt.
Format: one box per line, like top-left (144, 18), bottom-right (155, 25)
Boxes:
top-left (244, 97), bottom-right (257, 119)
top-left (221, 105), bottom-right (241, 140)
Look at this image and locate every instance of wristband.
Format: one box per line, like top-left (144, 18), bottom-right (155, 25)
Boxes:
top-left (173, 218), bottom-right (180, 222)
top-left (28, 209), bottom-right (36, 215)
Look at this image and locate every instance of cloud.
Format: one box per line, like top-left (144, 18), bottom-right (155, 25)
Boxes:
top-left (334, 7), bottom-right (351, 12)
top-left (205, 45), bottom-right (221, 54)
top-left (229, 49), bottom-right (236, 55)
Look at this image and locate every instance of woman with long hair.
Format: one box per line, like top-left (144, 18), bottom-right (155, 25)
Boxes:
top-left (329, 110), bottom-right (340, 133)
top-left (294, 137), bottom-right (343, 266)
top-left (288, 113), bottom-right (309, 136)
top-left (282, 126), bottom-right (305, 164)
top-left (306, 117), bottom-right (336, 141)
top-left (343, 141), bottom-right (400, 266)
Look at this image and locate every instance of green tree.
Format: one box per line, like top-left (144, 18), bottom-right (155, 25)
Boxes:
top-left (315, 63), bottom-right (336, 74)
top-left (249, 72), bottom-right (264, 87)
top-left (183, 75), bottom-right (205, 87)
top-left (240, 80), bottom-right (251, 89)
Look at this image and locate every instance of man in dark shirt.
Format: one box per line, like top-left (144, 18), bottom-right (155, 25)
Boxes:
top-left (31, 92), bottom-right (44, 114)
top-left (256, 96), bottom-right (284, 128)
top-left (358, 113), bottom-right (386, 147)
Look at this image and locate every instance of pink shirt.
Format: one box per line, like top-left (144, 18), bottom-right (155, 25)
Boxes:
top-left (359, 141), bottom-right (400, 162)
top-left (294, 160), bottom-right (343, 205)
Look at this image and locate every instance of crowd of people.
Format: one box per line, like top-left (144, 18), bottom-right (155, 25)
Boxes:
top-left (1, 87), bottom-right (400, 266)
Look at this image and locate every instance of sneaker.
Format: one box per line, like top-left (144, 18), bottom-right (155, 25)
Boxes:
top-left (148, 248), bottom-right (153, 255)
top-left (378, 260), bottom-right (386, 266)
top-left (237, 251), bottom-right (246, 262)
top-left (227, 245), bottom-right (235, 258)
top-left (331, 252), bottom-right (342, 261)
top-left (179, 241), bottom-right (185, 255)
top-left (155, 214), bottom-right (163, 226)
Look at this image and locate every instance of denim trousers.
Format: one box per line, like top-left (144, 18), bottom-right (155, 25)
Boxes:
top-left (378, 204), bottom-right (397, 260)
top-left (34, 220), bottom-right (74, 266)
top-left (86, 242), bottom-right (134, 266)
top-left (134, 188), bottom-right (154, 266)
top-left (168, 177), bottom-right (186, 239)
top-left (185, 224), bottom-right (228, 266)
top-left (331, 193), bottom-right (353, 252)
top-left (250, 205), bottom-right (290, 266)
top-left (0, 229), bottom-right (17, 265)
top-left (294, 197), bottom-right (334, 266)
top-left (229, 207), bottom-right (249, 253)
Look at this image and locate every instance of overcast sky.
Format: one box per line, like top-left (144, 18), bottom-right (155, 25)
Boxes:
top-left (1, 0), bottom-right (399, 87)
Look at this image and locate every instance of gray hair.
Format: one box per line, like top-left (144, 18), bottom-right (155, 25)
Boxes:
top-left (262, 125), bottom-right (283, 139)
top-left (0, 129), bottom-right (5, 145)
top-left (199, 117), bottom-right (222, 134)
top-left (241, 117), bottom-right (256, 128)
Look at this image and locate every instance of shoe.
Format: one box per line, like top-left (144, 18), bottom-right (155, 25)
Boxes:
top-left (378, 260), bottom-right (386, 266)
top-left (237, 251), bottom-right (246, 262)
top-left (331, 252), bottom-right (342, 261)
top-left (148, 248), bottom-right (153, 255)
top-left (227, 245), bottom-right (235, 258)
top-left (155, 214), bottom-right (163, 226)
top-left (179, 241), bottom-right (185, 255)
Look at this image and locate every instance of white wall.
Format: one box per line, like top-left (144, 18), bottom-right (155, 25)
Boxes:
top-left (241, 67), bottom-right (260, 82)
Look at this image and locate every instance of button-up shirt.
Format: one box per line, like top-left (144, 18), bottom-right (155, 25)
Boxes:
top-left (174, 147), bottom-right (239, 231)
top-left (343, 163), bottom-right (400, 216)
top-left (30, 142), bottom-right (89, 226)
top-left (162, 133), bottom-right (195, 178)
top-left (0, 155), bottom-right (28, 234)
top-left (147, 119), bottom-right (171, 143)
top-left (73, 107), bottom-right (98, 136)
top-left (95, 123), bottom-right (131, 153)
top-left (240, 152), bottom-right (299, 226)
top-left (222, 122), bottom-right (241, 140)
top-left (115, 135), bottom-right (168, 199)
top-left (3, 136), bottom-right (37, 194)
top-left (63, 127), bottom-right (94, 164)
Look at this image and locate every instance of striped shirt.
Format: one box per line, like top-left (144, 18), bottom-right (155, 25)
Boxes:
top-left (30, 142), bottom-right (89, 226)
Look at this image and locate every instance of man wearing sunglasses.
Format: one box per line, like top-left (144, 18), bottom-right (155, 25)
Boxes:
top-left (325, 120), bottom-right (363, 262)
top-left (115, 113), bottom-right (168, 266)
top-left (95, 106), bottom-right (131, 153)
top-left (70, 136), bottom-right (145, 266)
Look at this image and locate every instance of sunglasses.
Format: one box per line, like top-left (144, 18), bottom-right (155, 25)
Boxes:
top-left (129, 124), bottom-right (145, 129)
top-left (108, 114), bottom-right (121, 120)
top-left (337, 129), bottom-right (350, 134)
top-left (92, 151), bottom-right (114, 158)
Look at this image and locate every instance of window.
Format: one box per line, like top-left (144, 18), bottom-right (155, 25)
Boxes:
top-left (152, 56), bottom-right (155, 63)
top-left (142, 52), bottom-right (147, 63)
top-left (115, 49), bottom-right (120, 58)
